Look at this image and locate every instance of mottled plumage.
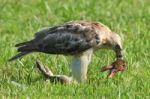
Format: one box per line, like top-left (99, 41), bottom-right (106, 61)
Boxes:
top-left (11, 22), bottom-right (101, 59)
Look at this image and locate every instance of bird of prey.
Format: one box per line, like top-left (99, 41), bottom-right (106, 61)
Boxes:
top-left (9, 21), bottom-right (123, 83)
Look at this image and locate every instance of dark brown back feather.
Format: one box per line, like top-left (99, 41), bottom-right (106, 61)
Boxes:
top-left (9, 21), bottom-right (101, 61)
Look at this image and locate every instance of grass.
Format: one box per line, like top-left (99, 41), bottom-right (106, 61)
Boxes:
top-left (0, 0), bottom-right (150, 98)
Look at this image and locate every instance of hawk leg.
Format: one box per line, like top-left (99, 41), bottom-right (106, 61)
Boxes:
top-left (71, 49), bottom-right (93, 82)
top-left (36, 60), bottom-right (72, 84)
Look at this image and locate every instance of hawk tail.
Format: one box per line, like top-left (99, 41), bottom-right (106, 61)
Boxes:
top-left (8, 52), bottom-right (30, 61)
top-left (8, 40), bottom-right (38, 61)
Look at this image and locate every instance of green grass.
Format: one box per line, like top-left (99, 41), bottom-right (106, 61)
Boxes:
top-left (0, 0), bottom-right (150, 98)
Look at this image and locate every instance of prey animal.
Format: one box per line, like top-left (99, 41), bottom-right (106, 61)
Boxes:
top-left (9, 21), bottom-right (123, 83)
top-left (101, 59), bottom-right (127, 78)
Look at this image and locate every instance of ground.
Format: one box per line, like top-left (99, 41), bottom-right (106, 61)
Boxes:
top-left (0, 0), bottom-right (150, 98)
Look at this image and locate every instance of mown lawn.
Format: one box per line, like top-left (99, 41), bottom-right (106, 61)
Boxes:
top-left (0, 0), bottom-right (150, 98)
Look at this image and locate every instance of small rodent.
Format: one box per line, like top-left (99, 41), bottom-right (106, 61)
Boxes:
top-left (101, 59), bottom-right (127, 78)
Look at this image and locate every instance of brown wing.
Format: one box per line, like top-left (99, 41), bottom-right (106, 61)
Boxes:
top-left (9, 21), bottom-right (100, 61)
top-left (33, 21), bottom-right (100, 55)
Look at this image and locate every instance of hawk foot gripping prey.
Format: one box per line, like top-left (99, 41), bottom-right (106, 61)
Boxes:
top-left (101, 59), bottom-right (127, 78)
top-left (36, 60), bottom-right (72, 84)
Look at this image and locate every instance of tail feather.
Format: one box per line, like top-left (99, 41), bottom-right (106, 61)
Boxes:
top-left (15, 40), bottom-right (33, 47)
top-left (9, 40), bottom-right (38, 62)
top-left (18, 45), bottom-right (38, 52)
top-left (8, 52), bottom-right (30, 61)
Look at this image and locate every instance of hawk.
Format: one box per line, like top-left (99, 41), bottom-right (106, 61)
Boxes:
top-left (9, 21), bottom-right (123, 83)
